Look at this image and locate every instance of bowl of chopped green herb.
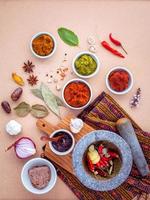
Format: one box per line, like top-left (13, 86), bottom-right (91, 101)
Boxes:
top-left (72, 51), bottom-right (100, 79)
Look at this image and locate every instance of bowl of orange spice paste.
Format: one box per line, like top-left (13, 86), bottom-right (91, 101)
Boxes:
top-left (30, 32), bottom-right (57, 59)
top-left (62, 79), bottom-right (92, 110)
top-left (106, 66), bottom-right (133, 95)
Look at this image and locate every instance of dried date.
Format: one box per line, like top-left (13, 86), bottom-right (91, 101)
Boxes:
top-left (11, 87), bottom-right (23, 101)
top-left (1, 101), bottom-right (11, 113)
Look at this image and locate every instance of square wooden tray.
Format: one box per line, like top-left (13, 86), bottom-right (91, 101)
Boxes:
top-left (37, 114), bottom-right (94, 175)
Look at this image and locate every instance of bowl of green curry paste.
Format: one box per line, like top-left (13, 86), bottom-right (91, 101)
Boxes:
top-left (72, 51), bottom-right (100, 78)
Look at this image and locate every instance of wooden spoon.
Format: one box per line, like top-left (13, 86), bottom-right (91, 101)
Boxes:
top-left (40, 135), bottom-right (64, 142)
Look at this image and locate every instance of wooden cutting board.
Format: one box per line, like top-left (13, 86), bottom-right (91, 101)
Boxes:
top-left (36, 114), bottom-right (94, 175)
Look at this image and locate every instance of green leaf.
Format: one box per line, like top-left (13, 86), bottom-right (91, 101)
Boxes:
top-left (14, 102), bottom-right (31, 117)
top-left (31, 104), bottom-right (49, 118)
top-left (31, 88), bottom-right (64, 106)
top-left (31, 89), bottom-right (44, 100)
top-left (55, 96), bottom-right (64, 106)
top-left (41, 83), bottom-right (60, 117)
top-left (58, 27), bottom-right (79, 46)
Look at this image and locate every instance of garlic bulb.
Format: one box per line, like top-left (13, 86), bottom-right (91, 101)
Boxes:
top-left (70, 118), bottom-right (83, 134)
top-left (5, 120), bottom-right (22, 135)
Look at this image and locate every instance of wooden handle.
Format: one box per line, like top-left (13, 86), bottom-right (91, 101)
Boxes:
top-left (40, 135), bottom-right (63, 142)
top-left (36, 119), bottom-right (56, 135)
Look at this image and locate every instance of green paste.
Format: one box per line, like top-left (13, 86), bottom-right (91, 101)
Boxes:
top-left (75, 54), bottom-right (97, 76)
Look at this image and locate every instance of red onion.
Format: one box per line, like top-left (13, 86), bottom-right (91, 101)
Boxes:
top-left (5, 137), bottom-right (36, 159)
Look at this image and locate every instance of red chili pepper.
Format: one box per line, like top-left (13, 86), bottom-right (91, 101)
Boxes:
top-left (108, 151), bottom-right (119, 159)
top-left (101, 157), bottom-right (109, 167)
top-left (101, 156), bottom-right (110, 162)
top-left (97, 168), bottom-right (107, 177)
top-left (87, 157), bottom-right (95, 172)
top-left (101, 41), bottom-right (125, 58)
top-left (98, 144), bottom-right (104, 155)
top-left (109, 33), bottom-right (127, 54)
top-left (96, 160), bottom-right (106, 168)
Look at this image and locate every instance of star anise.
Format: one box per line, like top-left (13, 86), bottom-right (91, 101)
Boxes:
top-left (23, 60), bottom-right (35, 73)
top-left (27, 75), bottom-right (38, 86)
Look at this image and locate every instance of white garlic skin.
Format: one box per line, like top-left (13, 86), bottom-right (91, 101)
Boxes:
top-left (5, 120), bottom-right (22, 136)
top-left (87, 36), bottom-right (96, 45)
top-left (47, 79), bottom-right (52, 83)
top-left (56, 83), bottom-right (61, 91)
top-left (89, 45), bottom-right (96, 53)
top-left (70, 118), bottom-right (83, 134)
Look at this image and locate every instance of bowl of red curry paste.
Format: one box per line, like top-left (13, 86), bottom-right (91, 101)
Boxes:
top-left (62, 79), bottom-right (92, 109)
top-left (106, 66), bottom-right (133, 95)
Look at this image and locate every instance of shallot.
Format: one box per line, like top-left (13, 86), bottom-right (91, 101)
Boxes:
top-left (5, 137), bottom-right (36, 159)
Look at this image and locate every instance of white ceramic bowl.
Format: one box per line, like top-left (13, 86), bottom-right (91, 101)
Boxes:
top-left (105, 66), bottom-right (133, 95)
top-left (21, 158), bottom-right (57, 194)
top-left (49, 129), bottom-right (75, 156)
top-left (30, 32), bottom-right (57, 59)
top-left (72, 51), bottom-right (100, 78)
top-left (62, 78), bottom-right (92, 110)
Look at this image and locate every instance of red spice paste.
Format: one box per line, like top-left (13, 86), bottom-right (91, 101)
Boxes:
top-left (109, 70), bottom-right (129, 92)
top-left (64, 81), bottom-right (91, 108)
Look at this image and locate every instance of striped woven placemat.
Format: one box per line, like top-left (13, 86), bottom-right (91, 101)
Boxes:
top-left (43, 92), bottom-right (150, 200)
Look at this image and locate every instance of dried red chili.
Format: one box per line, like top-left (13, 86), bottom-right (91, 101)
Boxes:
top-left (109, 33), bottom-right (127, 54)
top-left (101, 41), bottom-right (125, 58)
top-left (108, 151), bottom-right (119, 159)
top-left (97, 168), bottom-right (107, 177)
top-left (98, 144), bottom-right (104, 155)
top-left (87, 156), bottom-right (95, 172)
top-left (109, 70), bottom-right (129, 92)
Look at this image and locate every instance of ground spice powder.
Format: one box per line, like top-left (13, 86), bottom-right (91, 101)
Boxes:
top-left (109, 70), bottom-right (129, 92)
top-left (32, 34), bottom-right (54, 56)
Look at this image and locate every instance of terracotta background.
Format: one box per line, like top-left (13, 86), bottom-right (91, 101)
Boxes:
top-left (0, 0), bottom-right (150, 199)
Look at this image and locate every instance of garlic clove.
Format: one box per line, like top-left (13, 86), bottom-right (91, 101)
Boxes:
top-left (5, 120), bottom-right (22, 136)
top-left (53, 78), bottom-right (58, 83)
top-left (56, 83), bottom-right (61, 91)
top-left (89, 45), bottom-right (96, 53)
top-left (70, 126), bottom-right (80, 134)
top-left (87, 36), bottom-right (96, 45)
top-left (70, 118), bottom-right (84, 134)
top-left (47, 79), bottom-right (52, 83)
top-left (102, 148), bottom-right (108, 155)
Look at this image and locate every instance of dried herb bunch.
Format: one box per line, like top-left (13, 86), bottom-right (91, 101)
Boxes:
top-left (130, 88), bottom-right (141, 108)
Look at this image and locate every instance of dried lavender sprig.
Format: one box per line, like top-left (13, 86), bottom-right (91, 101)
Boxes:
top-left (130, 88), bottom-right (141, 108)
